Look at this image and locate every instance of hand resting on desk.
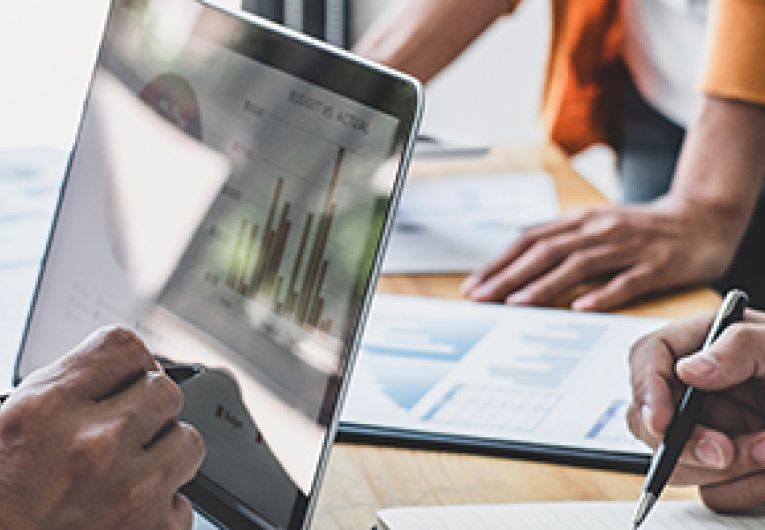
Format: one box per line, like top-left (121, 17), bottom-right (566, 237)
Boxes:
top-left (628, 311), bottom-right (765, 512)
top-left (461, 198), bottom-right (734, 311)
top-left (0, 326), bottom-right (205, 530)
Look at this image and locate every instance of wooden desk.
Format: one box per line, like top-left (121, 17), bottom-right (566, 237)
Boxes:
top-left (312, 145), bottom-right (719, 530)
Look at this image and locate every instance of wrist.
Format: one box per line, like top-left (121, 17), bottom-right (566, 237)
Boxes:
top-left (661, 192), bottom-right (751, 244)
top-left (651, 195), bottom-right (744, 278)
top-left (354, 0), bottom-right (507, 82)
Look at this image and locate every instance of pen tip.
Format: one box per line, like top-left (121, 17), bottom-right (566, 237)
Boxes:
top-left (633, 492), bottom-right (656, 529)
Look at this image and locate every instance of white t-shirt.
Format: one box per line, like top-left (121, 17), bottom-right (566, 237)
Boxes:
top-left (623, 0), bottom-right (709, 127)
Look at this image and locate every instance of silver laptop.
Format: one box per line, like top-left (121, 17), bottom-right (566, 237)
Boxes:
top-left (13, 1), bottom-right (422, 528)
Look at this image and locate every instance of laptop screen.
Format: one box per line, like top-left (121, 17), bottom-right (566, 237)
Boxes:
top-left (16, 1), bottom-right (419, 528)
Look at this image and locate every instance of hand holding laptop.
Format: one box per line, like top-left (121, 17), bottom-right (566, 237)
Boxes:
top-left (0, 326), bottom-right (205, 530)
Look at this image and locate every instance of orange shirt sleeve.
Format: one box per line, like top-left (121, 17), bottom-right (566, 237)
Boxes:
top-left (703, 0), bottom-right (765, 105)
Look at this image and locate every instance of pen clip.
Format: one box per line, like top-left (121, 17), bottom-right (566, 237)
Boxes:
top-left (703, 289), bottom-right (748, 350)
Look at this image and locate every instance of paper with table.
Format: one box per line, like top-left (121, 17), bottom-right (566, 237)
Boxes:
top-left (377, 501), bottom-right (765, 529)
top-left (0, 148), bottom-right (66, 385)
top-left (381, 172), bottom-right (559, 274)
top-left (340, 295), bottom-right (664, 467)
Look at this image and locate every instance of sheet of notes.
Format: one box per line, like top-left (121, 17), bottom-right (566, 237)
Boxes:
top-left (382, 172), bottom-right (558, 274)
top-left (378, 501), bottom-right (765, 529)
top-left (342, 295), bottom-right (666, 456)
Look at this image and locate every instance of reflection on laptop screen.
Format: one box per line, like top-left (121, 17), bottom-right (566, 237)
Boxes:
top-left (17, 1), bottom-right (416, 527)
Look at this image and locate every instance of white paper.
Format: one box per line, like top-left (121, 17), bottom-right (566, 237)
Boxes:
top-left (382, 173), bottom-right (559, 274)
top-left (342, 295), bottom-right (666, 456)
top-left (0, 148), bottom-right (66, 385)
top-left (192, 513), bottom-right (218, 530)
top-left (378, 501), bottom-right (765, 529)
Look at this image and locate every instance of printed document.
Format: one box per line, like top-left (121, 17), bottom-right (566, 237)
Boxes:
top-left (342, 295), bottom-right (666, 456)
top-left (382, 173), bottom-right (559, 274)
top-left (377, 501), bottom-right (765, 529)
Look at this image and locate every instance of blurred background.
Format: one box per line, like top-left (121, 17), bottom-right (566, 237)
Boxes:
top-left (0, 0), bottom-right (616, 204)
top-left (0, 1), bottom-right (547, 153)
top-left (0, 1), bottom-right (615, 194)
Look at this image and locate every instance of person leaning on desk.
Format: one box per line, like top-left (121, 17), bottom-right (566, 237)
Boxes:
top-left (0, 327), bottom-right (205, 529)
top-left (356, 0), bottom-right (765, 309)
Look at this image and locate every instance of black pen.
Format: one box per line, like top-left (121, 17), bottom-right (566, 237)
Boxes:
top-left (0, 362), bottom-right (204, 407)
top-left (633, 289), bottom-right (749, 528)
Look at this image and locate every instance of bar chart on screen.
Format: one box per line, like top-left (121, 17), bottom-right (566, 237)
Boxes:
top-left (224, 147), bottom-right (346, 335)
top-left (155, 135), bottom-right (381, 421)
top-left (155, 113), bottom-right (386, 402)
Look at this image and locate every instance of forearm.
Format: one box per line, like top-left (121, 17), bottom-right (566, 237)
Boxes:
top-left (353, 0), bottom-right (515, 83)
top-left (669, 96), bottom-right (765, 249)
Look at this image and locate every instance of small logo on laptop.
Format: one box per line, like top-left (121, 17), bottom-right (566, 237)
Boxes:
top-left (215, 404), bottom-right (243, 430)
top-left (214, 404), bottom-right (265, 445)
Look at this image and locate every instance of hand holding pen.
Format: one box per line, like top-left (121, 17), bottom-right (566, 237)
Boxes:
top-left (628, 290), bottom-right (765, 521)
top-left (0, 326), bottom-right (205, 529)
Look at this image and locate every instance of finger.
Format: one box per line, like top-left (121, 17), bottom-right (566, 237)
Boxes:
top-left (627, 372), bottom-right (674, 443)
top-left (144, 421), bottom-right (206, 491)
top-left (629, 406), bottom-right (735, 482)
top-left (627, 402), bottom-right (662, 449)
top-left (151, 494), bottom-right (194, 530)
top-left (171, 494), bottom-right (194, 530)
top-left (676, 321), bottom-right (765, 391)
top-left (639, 313), bottom-right (717, 363)
top-left (628, 331), bottom-right (680, 439)
top-left (101, 371), bottom-right (184, 448)
top-left (668, 430), bottom-right (765, 488)
top-left (571, 264), bottom-right (655, 311)
top-left (627, 394), bottom-right (734, 475)
top-left (59, 326), bottom-right (158, 401)
top-left (461, 236), bottom-right (537, 296)
top-left (700, 472), bottom-right (765, 513)
top-left (677, 427), bottom-right (736, 475)
top-left (461, 213), bottom-right (590, 294)
top-left (468, 228), bottom-right (613, 303)
top-left (504, 245), bottom-right (635, 306)
top-left (744, 308), bottom-right (765, 325)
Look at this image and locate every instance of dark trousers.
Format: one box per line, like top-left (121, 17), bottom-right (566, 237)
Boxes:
top-left (618, 77), bottom-right (765, 309)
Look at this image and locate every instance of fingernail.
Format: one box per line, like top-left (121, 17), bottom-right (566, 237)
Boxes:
top-left (695, 438), bottom-right (725, 469)
top-left (641, 406), bottom-right (655, 435)
top-left (680, 355), bottom-right (717, 378)
top-left (507, 288), bottom-right (532, 305)
top-left (751, 438), bottom-right (765, 465)
top-left (461, 275), bottom-right (480, 294)
top-left (572, 297), bottom-right (595, 311)
top-left (146, 370), bottom-right (163, 382)
top-left (471, 285), bottom-right (493, 300)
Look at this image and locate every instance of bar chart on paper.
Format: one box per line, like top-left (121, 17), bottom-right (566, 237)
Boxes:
top-left (341, 295), bottom-right (666, 461)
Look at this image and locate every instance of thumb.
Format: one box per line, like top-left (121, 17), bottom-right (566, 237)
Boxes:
top-left (676, 323), bottom-right (765, 390)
